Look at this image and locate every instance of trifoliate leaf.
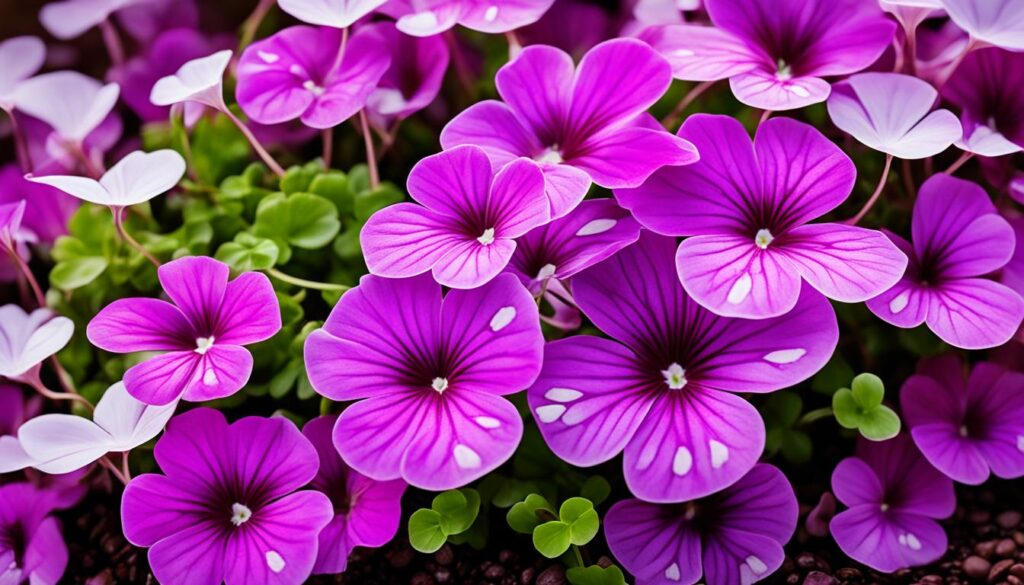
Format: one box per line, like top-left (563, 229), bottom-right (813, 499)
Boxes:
top-left (533, 521), bottom-right (572, 559)
top-left (408, 509), bottom-right (447, 553)
top-left (254, 192), bottom-right (340, 250)
top-left (566, 565), bottom-right (627, 585)
top-left (850, 373), bottom-right (885, 409)
top-left (215, 233), bottom-right (279, 272)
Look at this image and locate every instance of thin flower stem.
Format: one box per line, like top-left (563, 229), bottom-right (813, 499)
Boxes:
top-left (49, 355), bottom-right (79, 396)
top-left (113, 207), bottom-right (162, 268)
top-left (900, 157), bottom-right (915, 198)
top-left (27, 374), bottom-right (93, 410)
top-left (847, 153), bottom-right (893, 225)
top-left (571, 545), bottom-right (585, 568)
top-left (172, 109), bottom-right (200, 182)
top-left (798, 406), bottom-right (834, 427)
top-left (359, 110), bottom-right (380, 190)
top-left (505, 30), bottom-right (522, 59)
top-left (661, 81), bottom-right (715, 128)
top-left (238, 0), bottom-right (276, 51)
top-left (5, 110), bottom-right (32, 172)
top-left (99, 20), bottom-right (125, 67)
top-left (943, 151), bottom-right (974, 175)
top-left (903, 27), bottom-right (918, 76)
top-left (319, 397), bottom-right (332, 416)
top-left (222, 108), bottom-right (286, 177)
top-left (71, 142), bottom-right (104, 179)
top-left (935, 38), bottom-right (976, 89)
top-left (8, 246), bottom-right (46, 308)
top-left (100, 456), bottom-right (129, 485)
top-left (321, 128), bottom-right (333, 169)
top-left (266, 267), bottom-right (350, 291)
top-left (758, 108), bottom-right (772, 128)
top-left (121, 451), bottom-right (132, 482)
top-left (445, 31), bottom-right (475, 98)
top-left (330, 27), bottom-right (350, 74)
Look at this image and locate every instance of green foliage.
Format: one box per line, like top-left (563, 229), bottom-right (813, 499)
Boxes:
top-left (408, 489), bottom-right (481, 553)
top-left (763, 391), bottom-right (812, 463)
top-left (215, 233), bottom-right (279, 272)
top-left (566, 565), bottom-right (627, 585)
top-left (507, 494), bottom-right (555, 534)
top-left (833, 373), bottom-right (901, 441)
top-left (511, 495), bottom-right (601, 559)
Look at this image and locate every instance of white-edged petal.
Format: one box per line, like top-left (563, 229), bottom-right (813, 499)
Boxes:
top-left (13, 71), bottom-right (120, 141)
top-left (150, 50), bottom-right (232, 109)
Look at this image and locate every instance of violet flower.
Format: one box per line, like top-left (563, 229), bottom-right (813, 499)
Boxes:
top-left (617, 115), bottom-right (908, 320)
top-left (236, 25), bottom-right (391, 129)
top-left (0, 482), bottom-right (67, 585)
top-left (830, 434), bottom-right (955, 573)
top-left (641, 0), bottom-right (895, 110)
top-left (605, 464), bottom-right (797, 585)
top-left (277, 0), bottom-right (387, 29)
top-left (901, 354), bottom-right (1024, 485)
top-left (1005, 217), bottom-right (1024, 296)
top-left (942, 48), bottom-right (1024, 157)
top-left (0, 200), bottom-right (36, 283)
top-left (0, 383), bottom-right (41, 474)
top-left (382, 0), bottom-right (556, 37)
top-left (121, 408), bottom-right (333, 585)
top-left (361, 145), bottom-right (549, 289)
top-left (441, 39), bottom-right (698, 219)
top-left (0, 305), bottom-right (74, 384)
top-left (86, 256), bottom-right (282, 405)
top-left (505, 198), bottom-right (641, 329)
top-left (305, 273), bottom-right (543, 490)
top-left (527, 233), bottom-right (838, 502)
top-left (115, 0), bottom-right (199, 43)
top-left (827, 73), bottom-right (962, 159)
top-left (866, 174), bottom-right (1024, 349)
top-left (38, 0), bottom-right (139, 40)
top-left (0, 36), bottom-right (45, 112)
top-left (303, 415), bottom-right (406, 574)
top-left (941, 0), bottom-right (1024, 52)
top-left (519, 0), bottom-right (612, 56)
top-left (0, 164), bottom-right (78, 244)
top-left (362, 22), bottom-right (449, 131)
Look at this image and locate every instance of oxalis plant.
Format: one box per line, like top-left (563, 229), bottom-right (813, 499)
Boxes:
top-left (0, 0), bottom-right (1023, 584)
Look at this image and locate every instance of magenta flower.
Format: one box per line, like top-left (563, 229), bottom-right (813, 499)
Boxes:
top-left (527, 233), bottom-right (838, 502)
top-left (901, 354), bottom-right (1024, 485)
top-left (87, 256), bottom-right (282, 405)
top-left (441, 39), bottom-right (698, 219)
top-left (39, 0), bottom-right (141, 40)
top-left (383, 0), bottom-right (555, 36)
top-left (641, 0), bottom-right (895, 110)
top-left (121, 408), bottom-right (333, 585)
top-left (0, 305), bottom-right (74, 383)
top-left (942, 48), bottom-right (1024, 157)
top-left (866, 174), bottom-right (1024, 349)
top-left (0, 200), bottom-right (34, 282)
top-left (0, 483), bottom-right (67, 585)
top-left (0, 164), bottom-right (78, 244)
top-left (277, 0), bottom-right (386, 29)
top-left (0, 36), bottom-right (45, 112)
top-left (302, 415), bottom-right (406, 574)
top-left (941, 0), bottom-right (1024, 51)
top-left (827, 73), bottom-right (962, 159)
top-left (362, 22), bottom-right (449, 130)
top-left (605, 464), bottom-right (797, 585)
top-left (618, 115), bottom-right (908, 319)
top-left (830, 435), bottom-right (955, 573)
top-left (361, 146), bottom-right (549, 289)
top-left (519, 0), bottom-right (612, 56)
top-left (115, 0), bottom-right (199, 43)
top-left (1005, 217), bottom-right (1024, 296)
top-left (305, 273), bottom-right (543, 490)
top-left (0, 383), bottom-right (40, 475)
top-left (236, 25), bottom-right (391, 130)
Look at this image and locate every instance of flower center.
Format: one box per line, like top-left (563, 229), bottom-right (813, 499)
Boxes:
top-left (431, 377), bottom-right (449, 394)
top-left (536, 263), bottom-right (557, 280)
top-left (230, 502), bottom-right (252, 526)
top-left (880, 502), bottom-right (889, 513)
top-left (755, 229), bottom-right (774, 250)
top-left (302, 79), bottom-right (325, 97)
top-left (959, 425), bottom-right (970, 438)
top-left (776, 59), bottom-right (792, 81)
top-left (477, 228), bottom-right (496, 246)
top-left (662, 363), bottom-right (687, 390)
top-left (195, 336), bottom-right (215, 355)
top-left (536, 147), bottom-right (564, 165)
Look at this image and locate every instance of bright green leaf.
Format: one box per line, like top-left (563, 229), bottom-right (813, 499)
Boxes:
top-left (215, 233), bottom-right (280, 272)
top-left (433, 488), bottom-right (480, 535)
top-left (832, 388), bottom-right (861, 430)
top-left (559, 497), bottom-right (594, 524)
top-left (532, 521), bottom-right (571, 558)
top-left (858, 405), bottom-right (901, 441)
top-left (850, 373), bottom-right (885, 409)
top-left (579, 476), bottom-right (611, 506)
top-left (408, 509), bottom-right (447, 553)
top-left (566, 565), bottom-right (627, 585)
top-left (507, 493), bottom-right (554, 534)
top-left (254, 192), bottom-right (340, 250)
top-left (50, 257), bottom-right (108, 290)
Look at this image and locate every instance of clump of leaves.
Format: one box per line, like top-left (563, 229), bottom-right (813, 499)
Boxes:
top-left (508, 495), bottom-right (600, 559)
top-left (763, 391), bottom-right (812, 463)
top-left (833, 373), bottom-right (901, 441)
top-left (408, 489), bottom-right (481, 553)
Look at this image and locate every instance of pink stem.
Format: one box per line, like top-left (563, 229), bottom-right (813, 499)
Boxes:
top-left (943, 151), bottom-right (974, 175)
top-left (113, 207), bottom-right (162, 268)
top-left (222, 108), bottom-right (286, 177)
top-left (330, 27), bottom-right (350, 74)
top-left (661, 81), bottom-right (715, 128)
top-left (359, 110), bottom-right (379, 190)
top-left (847, 154), bottom-right (893, 226)
top-left (5, 110), bottom-right (32, 172)
top-left (99, 20), bottom-right (125, 67)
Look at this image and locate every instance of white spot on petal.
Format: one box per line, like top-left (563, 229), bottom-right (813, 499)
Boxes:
top-left (727, 274), bottom-right (752, 305)
top-left (536, 263), bottom-right (557, 280)
top-left (673, 446), bottom-right (693, 476)
top-left (431, 377), bottom-right (449, 393)
top-left (898, 533), bottom-right (922, 550)
top-left (786, 84), bottom-right (810, 98)
top-left (672, 48), bottom-right (695, 58)
top-left (889, 291), bottom-right (910, 314)
top-left (746, 555), bottom-right (768, 574)
top-left (1017, 435), bottom-right (1024, 452)
top-left (257, 50), bottom-right (279, 63)
top-left (665, 562), bottom-right (681, 581)
top-left (404, 11), bottom-right (439, 29)
top-left (453, 444), bottom-right (481, 469)
top-left (266, 551), bottom-right (285, 573)
top-left (763, 349), bottom-right (806, 364)
top-left (203, 369), bottom-right (218, 386)
top-left (484, 5), bottom-right (499, 21)
top-left (536, 147), bottom-right (563, 164)
top-left (575, 219), bottom-right (617, 236)
top-left (536, 404), bottom-right (566, 423)
top-left (289, 64), bottom-right (303, 75)
top-left (709, 439), bottom-right (729, 469)
top-left (474, 416), bottom-right (501, 429)
top-left (545, 388), bottom-right (582, 402)
top-left (302, 79), bottom-right (325, 97)
top-left (490, 306), bottom-right (516, 331)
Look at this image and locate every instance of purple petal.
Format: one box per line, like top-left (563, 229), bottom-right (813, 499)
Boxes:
top-left (911, 174), bottom-right (999, 271)
top-left (361, 203), bottom-right (464, 279)
top-left (0, 36), bottom-right (46, 105)
top-left (830, 507), bottom-right (947, 573)
top-left (23, 516), bottom-right (67, 585)
top-left (343, 477), bottom-right (405, 548)
top-left (406, 145), bottom-right (492, 216)
top-left (214, 272), bottom-right (281, 345)
top-left (147, 521), bottom-right (227, 585)
top-left (87, 298), bottom-right (192, 352)
top-left (539, 163), bottom-right (591, 220)
top-left (122, 473), bottom-right (211, 547)
top-left (830, 457), bottom-right (884, 508)
top-left (333, 392), bottom-right (436, 482)
top-left (924, 279), bottom-right (1024, 350)
top-left (123, 351), bottom-right (202, 406)
top-left (432, 239), bottom-right (517, 289)
top-left (623, 388), bottom-right (765, 503)
top-left (495, 45), bottom-right (573, 144)
top-left (856, 435), bottom-right (956, 518)
top-left (157, 256), bottom-right (229, 333)
top-left (605, 499), bottom-right (704, 585)
top-left (775, 223), bottom-right (908, 303)
top-left (306, 274), bottom-right (441, 402)
top-left (487, 158), bottom-right (550, 237)
top-left (440, 100), bottom-right (541, 166)
top-left (181, 345), bottom-right (253, 402)
top-left (300, 28), bottom-right (391, 129)
top-left (639, 24), bottom-right (757, 81)
top-left (228, 414), bottom-right (324, 498)
top-left (364, 22), bottom-right (449, 124)
top-left (528, 336), bottom-right (656, 467)
top-left (569, 126), bottom-right (699, 189)
top-left (942, 0), bottom-right (1024, 50)
top-left (729, 70), bottom-right (831, 111)
top-left (151, 408), bottom-right (230, 492)
top-left (716, 464), bottom-right (798, 544)
top-left (236, 26), bottom-right (322, 125)
top-left (702, 528), bottom-right (784, 585)
top-left (966, 365), bottom-right (1024, 480)
top-left (458, 0), bottom-right (555, 33)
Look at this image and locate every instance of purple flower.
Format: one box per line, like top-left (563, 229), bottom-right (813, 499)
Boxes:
top-left (527, 233), bottom-right (838, 502)
top-left (121, 408), bottom-right (333, 585)
top-left (236, 25), bottom-right (391, 130)
top-left (39, 0), bottom-right (143, 40)
top-left (115, 0), bottom-right (199, 43)
top-left (827, 73), bottom-right (962, 159)
top-left (362, 22), bottom-right (449, 130)
top-left (641, 0), bottom-right (895, 110)
top-left (0, 483), bottom-right (67, 585)
top-left (0, 200), bottom-right (34, 282)
top-left (441, 39), bottom-right (698, 219)
top-left (1005, 217), bottom-right (1024, 296)
top-left (277, 0), bottom-right (386, 29)
top-left (302, 415), bottom-right (406, 574)
top-left (505, 198), bottom-right (641, 329)
top-left (941, 0), bottom-right (1024, 51)
top-left (866, 174), bottom-right (1024, 349)
top-left (86, 256), bottom-right (282, 405)
top-left (383, 0), bottom-right (555, 36)
top-left (305, 273), bottom-right (543, 490)
top-left (0, 383), bottom-right (40, 474)
top-left (830, 434), bottom-right (955, 573)
top-left (519, 0), bottom-right (612, 56)
top-left (901, 354), bottom-right (1024, 485)
top-left (617, 115), bottom-right (908, 319)
top-left (361, 146), bottom-right (549, 289)
top-left (0, 164), bottom-right (78, 244)
top-left (604, 464), bottom-right (797, 585)
top-left (0, 36), bottom-right (45, 112)
top-left (12, 72), bottom-right (120, 147)
top-left (942, 48), bottom-right (1024, 157)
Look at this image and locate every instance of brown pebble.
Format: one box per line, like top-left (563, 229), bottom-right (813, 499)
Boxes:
top-left (499, 549), bottom-right (516, 563)
top-left (992, 559), bottom-right (1015, 582)
top-left (519, 567), bottom-right (535, 585)
top-left (966, 556), bottom-right (993, 580)
top-left (803, 571), bottom-right (837, 585)
top-left (980, 541), bottom-right (1001, 559)
top-left (998, 512), bottom-right (1023, 530)
top-left (596, 556), bottom-right (614, 569)
top-left (918, 576), bottom-right (944, 585)
top-left (786, 574), bottom-right (801, 585)
top-left (486, 565), bottom-right (507, 579)
top-left (536, 565), bottom-right (565, 585)
top-left (1009, 576), bottom-right (1023, 585)
top-left (973, 511), bottom-right (994, 525)
top-left (835, 567), bottom-right (862, 579)
top-left (411, 572), bottom-right (436, 585)
top-left (435, 545), bottom-right (454, 566)
top-left (434, 568), bottom-right (451, 583)
top-left (1012, 564), bottom-right (1024, 579)
top-left (998, 540), bottom-right (1019, 558)
top-left (796, 553), bottom-right (818, 570)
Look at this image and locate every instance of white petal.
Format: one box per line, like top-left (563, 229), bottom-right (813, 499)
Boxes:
top-left (18, 414), bottom-right (113, 474)
top-left (97, 150), bottom-right (187, 206)
top-left (93, 382), bottom-right (177, 450)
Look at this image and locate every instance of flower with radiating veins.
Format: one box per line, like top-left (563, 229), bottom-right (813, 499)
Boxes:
top-left (605, 464), bottom-right (797, 585)
top-left (0, 482), bottom-right (68, 585)
top-left (942, 47), bottom-right (1024, 157)
top-left (362, 21), bottom-right (449, 131)
top-left (527, 233), bottom-right (838, 502)
top-left (381, 0), bottom-right (556, 36)
top-left (940, 0), bottom-right (1024, 52)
